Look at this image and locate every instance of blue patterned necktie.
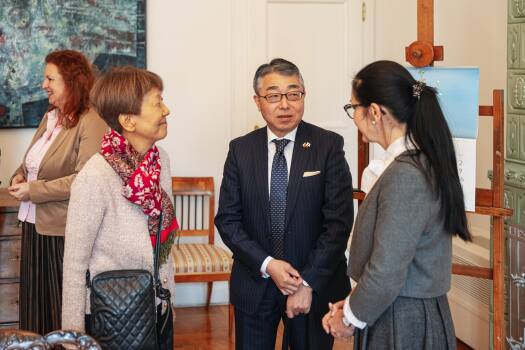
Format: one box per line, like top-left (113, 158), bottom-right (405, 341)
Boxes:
top-left (270, 138), bottom-right (290, 259)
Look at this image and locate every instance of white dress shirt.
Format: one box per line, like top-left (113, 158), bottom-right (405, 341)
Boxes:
top-left (260, 127), bottom-right (300, 280)
top-left (18, 110), bottom-right (62, 223)
top-left (361, 136), bottom-right (413, 194)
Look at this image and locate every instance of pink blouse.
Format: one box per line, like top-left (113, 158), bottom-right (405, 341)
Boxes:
top-left (18, 110), bottom-right (63, 223)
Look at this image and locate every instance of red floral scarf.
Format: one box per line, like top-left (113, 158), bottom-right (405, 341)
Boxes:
top-left (100, 129), bottom-right (178, 265)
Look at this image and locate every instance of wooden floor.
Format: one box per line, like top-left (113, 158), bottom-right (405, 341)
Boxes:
top-left (173, 305), bottom-right (473, 349)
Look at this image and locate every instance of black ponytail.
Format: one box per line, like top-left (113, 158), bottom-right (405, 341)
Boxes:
top-left (353, 60), bottom-right (471, 241)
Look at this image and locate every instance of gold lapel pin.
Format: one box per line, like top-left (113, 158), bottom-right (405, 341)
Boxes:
top-left (302, 142), bottom-right (311, 149)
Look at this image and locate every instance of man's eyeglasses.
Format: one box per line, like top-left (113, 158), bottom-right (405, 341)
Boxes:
top-left (258, 91), bottom-right (305, 103)
top-left (343, 103), bottom-right (365, 119)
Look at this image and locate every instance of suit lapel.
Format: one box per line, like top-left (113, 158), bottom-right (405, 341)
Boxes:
top-left (253, 127), bottom-right (270, 228)
top-left (285, 121), bottom-right (311, 228)
top-left (39, 125), bottom-right (70, 171)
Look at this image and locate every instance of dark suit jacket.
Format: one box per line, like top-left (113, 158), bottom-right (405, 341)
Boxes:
top-left (215, 121), bottom-right (353, 315)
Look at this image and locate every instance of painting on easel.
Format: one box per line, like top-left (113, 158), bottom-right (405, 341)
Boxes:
top-left (407, 67), bottom-right (480, 139)
top-left (408, 67), bottom-right (480, 211)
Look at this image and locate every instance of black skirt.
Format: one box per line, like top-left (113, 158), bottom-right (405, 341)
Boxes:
top-left (19, 222), bottom-right (64, 334)
top-left (353, 294), bottom-right (456, 350)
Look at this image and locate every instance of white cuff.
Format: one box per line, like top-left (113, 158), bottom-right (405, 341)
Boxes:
top-left (260, 256), bottom-right (273, 278)
top-left (343, 296), bottom-right (367, 329)
top-left (302, 279), bottom-right (310, 287)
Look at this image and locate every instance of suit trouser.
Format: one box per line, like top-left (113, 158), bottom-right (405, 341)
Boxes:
top-left (234, 282), bottom-right (334, 350)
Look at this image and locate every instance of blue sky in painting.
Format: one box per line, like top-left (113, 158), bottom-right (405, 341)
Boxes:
top-left (407, 67), bottom-right (480, 139)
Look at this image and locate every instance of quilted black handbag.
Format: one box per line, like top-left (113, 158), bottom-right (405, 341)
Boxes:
top-left (87, 213), bottom-right (173, 350)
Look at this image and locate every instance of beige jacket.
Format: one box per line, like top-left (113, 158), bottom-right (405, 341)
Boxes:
top-left (62, 149), bottom-right (176, 332)
top-left (11, 109), bottom-right (107, 236)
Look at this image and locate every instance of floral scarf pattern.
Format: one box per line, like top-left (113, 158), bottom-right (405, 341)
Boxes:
top-left (100, 129), bottom-right (178, 265)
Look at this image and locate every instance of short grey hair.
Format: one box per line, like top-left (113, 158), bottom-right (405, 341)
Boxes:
top-left (253, 58), bottom-right (304, 94)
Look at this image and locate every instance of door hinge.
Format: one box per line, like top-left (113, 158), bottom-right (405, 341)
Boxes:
top-left (362, 2), bottom-right (366, 22)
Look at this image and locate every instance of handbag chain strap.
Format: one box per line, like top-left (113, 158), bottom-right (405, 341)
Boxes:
top-left (153, 212), bottom-right (163, 292)
top-left (86, 212), bottom-right (166, 292)
top-left (154, 211), bottom-right (171, 303)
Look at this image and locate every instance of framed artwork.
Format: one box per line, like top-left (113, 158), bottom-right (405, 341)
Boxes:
top-left (407, 66), bottom-right (480, 139)
top-left (408, 66), bottom-right (480, 211)
top-left (0, 0), bottom-right (146, 128)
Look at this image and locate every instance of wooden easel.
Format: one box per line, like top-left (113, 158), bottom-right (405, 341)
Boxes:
top-left (352, 1), bottom-right (512, 349)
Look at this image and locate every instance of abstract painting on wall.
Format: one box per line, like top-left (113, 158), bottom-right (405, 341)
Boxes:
top-left (0, 0), bottom-right (146, 128)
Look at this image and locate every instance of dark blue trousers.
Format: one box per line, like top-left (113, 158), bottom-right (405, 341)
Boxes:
top-left (234, 282), bottom-right (334, 350)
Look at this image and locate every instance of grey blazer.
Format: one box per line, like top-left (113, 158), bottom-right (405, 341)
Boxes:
top-left (348, 153), bottom-right (452, 325)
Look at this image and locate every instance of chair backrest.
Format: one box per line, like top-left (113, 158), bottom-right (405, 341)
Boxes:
top-left (0, 329), bottom-right (101, 349)
top-left (171, 177), bottom-right (215, 244)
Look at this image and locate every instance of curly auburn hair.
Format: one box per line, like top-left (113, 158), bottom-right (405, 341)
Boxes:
top-left (45, 50), bottom-right (94, 128)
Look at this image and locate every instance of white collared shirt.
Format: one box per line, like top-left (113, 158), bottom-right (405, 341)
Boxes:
top-left (18, 110), bottom-right (63, 223)
top-left (261, 126), bottom-right (309, 286)
top-left (266, 127), bottom-right (297, 194)
top-left (361, 136), bottom-right (412, 194)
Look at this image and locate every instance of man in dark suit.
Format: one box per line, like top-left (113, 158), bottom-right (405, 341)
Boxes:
top-left (215, 58), bottom-right (353, 350)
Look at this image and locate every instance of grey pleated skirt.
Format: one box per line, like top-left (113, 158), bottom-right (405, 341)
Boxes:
top-left (353, 294), bottom-right (456, 350)
top-left (19, 222), bottom-right (64, 334)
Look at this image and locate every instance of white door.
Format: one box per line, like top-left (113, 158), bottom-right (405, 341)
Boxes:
top-left (231, 0), bottom-right (373, 186)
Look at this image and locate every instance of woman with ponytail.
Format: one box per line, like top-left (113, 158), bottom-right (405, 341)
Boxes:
top-left (322, 60), bottom-right (471, 349)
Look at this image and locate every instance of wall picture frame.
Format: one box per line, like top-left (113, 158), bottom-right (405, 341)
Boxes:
top-left (0, 0), bottom-right (146, 128)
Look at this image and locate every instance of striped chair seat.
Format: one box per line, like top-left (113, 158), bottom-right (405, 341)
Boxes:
top-left (171, 243), bottom-right (232, 275)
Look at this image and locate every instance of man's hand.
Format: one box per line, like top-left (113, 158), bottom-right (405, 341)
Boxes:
top-left (266, 259), bottom-right (302, 295)
top-left (8, 182), bottom-right (30, 201)
top-left (285, 283), bottom-right (312, 318)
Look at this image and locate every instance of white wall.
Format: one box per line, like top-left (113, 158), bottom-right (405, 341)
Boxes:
top-left (147, 0), bottom-right (234, 306)
top-left (0, 129), bottom-right (33, 186)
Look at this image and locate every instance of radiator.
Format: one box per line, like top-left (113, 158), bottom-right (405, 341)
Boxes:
top-left (449, 235), bottom-right (491, 350)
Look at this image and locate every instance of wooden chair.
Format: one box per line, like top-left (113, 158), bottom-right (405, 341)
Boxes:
top-left (169, 177), bottom-right (234, 335)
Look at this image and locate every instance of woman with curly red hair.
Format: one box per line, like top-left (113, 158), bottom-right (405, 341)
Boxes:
top-left (8, 49), bottom-right (107, 334)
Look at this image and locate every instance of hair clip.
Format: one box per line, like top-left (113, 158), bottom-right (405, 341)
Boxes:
top-left (412, 81), bottom-right (426, 99)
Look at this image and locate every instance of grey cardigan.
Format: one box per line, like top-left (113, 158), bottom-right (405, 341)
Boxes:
top-left (348, 153), bottom-right (452, 325)
top-left (62, 147), bottom-right (176, 332)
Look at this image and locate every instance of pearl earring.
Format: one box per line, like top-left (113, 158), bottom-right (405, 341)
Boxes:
top-left (372, 120), bottom-right (376, 125)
